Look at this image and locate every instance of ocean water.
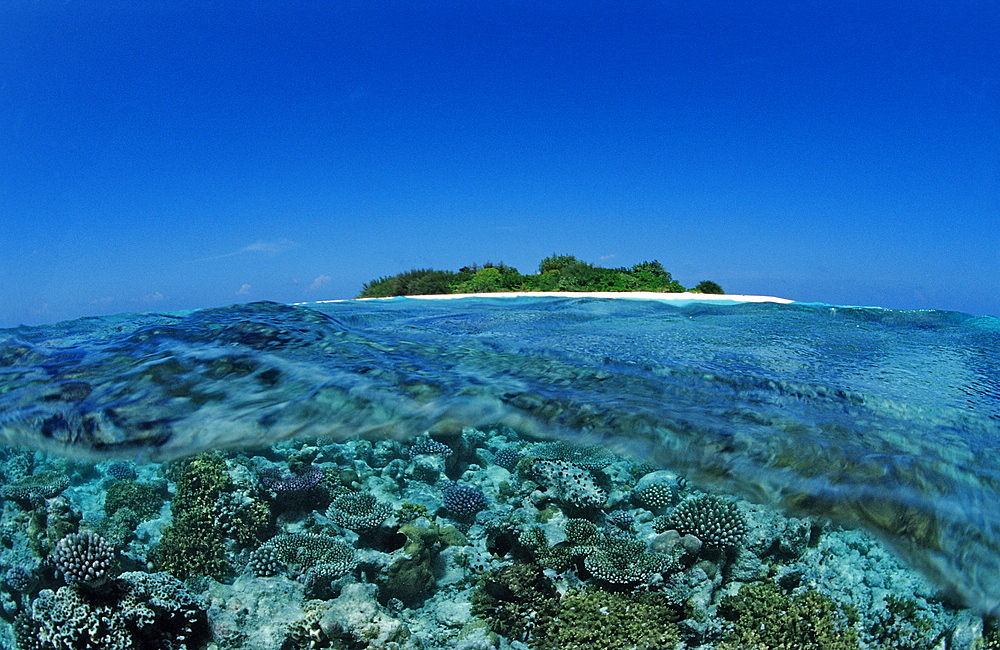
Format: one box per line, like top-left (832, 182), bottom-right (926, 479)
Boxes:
top-left (0, 296), bottom-right (998, 648)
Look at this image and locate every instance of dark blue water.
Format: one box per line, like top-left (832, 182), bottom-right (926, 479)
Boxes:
top-left (1, 296), bottom-right (998, 615)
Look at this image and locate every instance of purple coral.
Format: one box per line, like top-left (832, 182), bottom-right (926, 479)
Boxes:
top-left (259, 464), bottom-right (323, 492)
top-left (442, 483), bottom-right (487, 518)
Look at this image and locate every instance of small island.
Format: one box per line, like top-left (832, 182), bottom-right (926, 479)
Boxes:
top-left (357, 254), bottom-right (724, 298)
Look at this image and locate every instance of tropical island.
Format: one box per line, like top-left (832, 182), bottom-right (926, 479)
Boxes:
top-left (357, 254), bottom-right (724, 298)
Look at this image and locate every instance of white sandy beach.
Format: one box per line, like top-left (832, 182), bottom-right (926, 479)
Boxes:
top-left (315, 291), bottom-right (794, 304)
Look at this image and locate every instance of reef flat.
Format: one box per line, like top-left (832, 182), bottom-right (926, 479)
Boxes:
top-left (0, 428), bottom-right (994, 649)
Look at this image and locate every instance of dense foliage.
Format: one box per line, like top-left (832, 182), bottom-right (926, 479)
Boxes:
top-left (357, 254), bottom-right (725, 298)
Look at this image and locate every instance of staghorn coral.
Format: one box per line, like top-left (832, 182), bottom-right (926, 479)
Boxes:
top-left (633, 480), bottom-right (678, 511)
top-left (52, 531), bottom-right (116, 587)
top-left (493, 446), bottom-right (522, 471)
top-left (326, 492), bottom-right (393, 531)
top-left (660, 494), bottom-right (748, 551)
top-left (259, 464), bottom-right (324, 492)
top-left (104, 462), bottom-right (137, 481)
top-left (529, 441), bottom-right (614, 470)
top-left (564, 518), bottom-right (600, 545)
top-left (247, 544), bottom-right (283, 578)
top-left (407, 440), bottom-right (454, 458)
top-left (252, 533), bottom-right (356, 579)
top-left (5, 566), bottom-right (36, 598)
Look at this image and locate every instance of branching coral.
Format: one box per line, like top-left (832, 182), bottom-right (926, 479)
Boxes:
top-left (12, 571), bottom-right (206, 650)
top-left (660, 494), bottom-right (748, 551)
top-left (154, 453), bottom-right (231, 579)
top-left (52, 531), bottom-right (117, 587)
top-left (717, 580), bottom-right (861, 650)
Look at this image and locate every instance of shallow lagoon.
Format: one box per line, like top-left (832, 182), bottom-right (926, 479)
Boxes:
top-left (1, 296), bottom-right (998, 648)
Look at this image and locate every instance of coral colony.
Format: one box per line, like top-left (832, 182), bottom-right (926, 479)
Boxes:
top-left (0, 426), bottom-right (993, 649)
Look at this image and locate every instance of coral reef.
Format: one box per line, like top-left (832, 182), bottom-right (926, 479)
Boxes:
top-left (531, 459), bottom-right (606, 508)
top-left (52, 531), bottom-right (116, 587)
top-left (717, 580), bottom-right (860, 649)
top-left (153, 453), bottom-right (231, 579)
top-left (659, 494), bottom-right (748, 550)
top-left (0, 426), bottom-right (989, 650)
top-left (326, 492), bottom-right (393, 531)
top-left (12, 571), bottom-right (206, 650)
top-left (441, 484), bottom-right (487, 519)
top-left (103, 479), bottom-right (164, 521)
top-left (1, 472), bottom-right (70, 507)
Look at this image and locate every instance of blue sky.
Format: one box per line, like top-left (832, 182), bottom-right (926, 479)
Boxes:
top-left (1, 1), bottom-right (998, 327)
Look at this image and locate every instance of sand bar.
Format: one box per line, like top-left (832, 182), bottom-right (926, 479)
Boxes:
top-left (314, 291), bottom-right (794, 305)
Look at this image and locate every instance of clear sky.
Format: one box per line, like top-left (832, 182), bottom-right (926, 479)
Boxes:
top-left (1, 1), bottom-right (998, 327)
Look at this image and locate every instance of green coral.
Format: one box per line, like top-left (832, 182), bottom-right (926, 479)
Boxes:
top-left (473, 563), bottom-right (683, 649)
top-left (104, 479), bottom-right (164, 521)
top-left (472, 563), bottom-right (558, 644)
top-left (717, 581), bottom-right (861, 650)
top-left (153, 453), bottom-right (231, 580)
top-left (534, 589), bottom-right (682, 649)
top-left (868, 594), bottom-right (944, 649)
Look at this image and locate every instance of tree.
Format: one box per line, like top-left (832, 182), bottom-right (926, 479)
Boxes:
top-left (693, 280), bottom-right (725, 294)
top-left (538, 254), bottom-right (584, 274)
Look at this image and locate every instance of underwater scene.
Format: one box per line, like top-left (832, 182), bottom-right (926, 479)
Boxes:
top-left (0, 295), bottom-right (998, 649)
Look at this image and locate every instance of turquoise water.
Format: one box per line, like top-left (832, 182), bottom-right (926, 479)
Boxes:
top-left (1, 296), bottom-right (998, 647)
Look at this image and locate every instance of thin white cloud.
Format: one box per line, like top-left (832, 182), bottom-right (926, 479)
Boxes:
top-left (236, 284), bottom-right (251, 296)
top-left (307, 274), bottom-right (332, 291)
top-left (142, 292), bottom-right (165, 303)
top-left (599, 254), bottom-right (617, 262)
top-left (239, 239), bottom-right (298, 254)
top-left (191, 238), bottom-right (299, 262)
top-left (90, 296), bottom-right (115, 305)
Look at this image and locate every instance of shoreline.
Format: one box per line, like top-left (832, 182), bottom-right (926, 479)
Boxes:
top-left (312, 291), bottom-right (795, 305)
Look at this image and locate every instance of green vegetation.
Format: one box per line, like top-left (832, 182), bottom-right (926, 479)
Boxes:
top-left (104, 479), bottom-right (164, 521)
top-left (717, 580), bottom-right (861, 650)
top-left (154, 453), bottom-right (231, 580)
top-left (358, 254), bottom-right (724, 298)
top-left (472, 562), bottom-right (683, 649)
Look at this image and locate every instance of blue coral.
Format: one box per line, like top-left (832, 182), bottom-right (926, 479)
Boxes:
top-left (442, 483), bottom-right (487, 518)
